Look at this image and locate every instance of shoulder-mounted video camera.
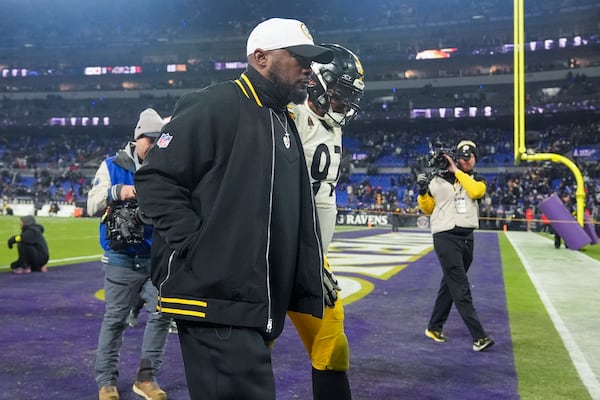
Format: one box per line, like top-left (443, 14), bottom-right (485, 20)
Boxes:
top-left (102, 201), bottom-right (149, 250)
top-left (427, 141), bottom-right (454, 170)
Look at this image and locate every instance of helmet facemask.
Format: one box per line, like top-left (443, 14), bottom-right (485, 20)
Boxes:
top-left (307, 69), bottom-right (330, 114)
top-left (325, 76), bottom-right (364, 126)
top-left (307, 43), bottom-right (365, 128)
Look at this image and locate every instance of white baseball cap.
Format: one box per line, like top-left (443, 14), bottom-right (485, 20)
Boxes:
top-left (246, 18), bottom-right (334, 64)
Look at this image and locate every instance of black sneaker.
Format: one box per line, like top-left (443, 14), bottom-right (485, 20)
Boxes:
top-left (425, 329), bottom-right (447, 342)
top-left (473, 337), bottom-right (494, 351)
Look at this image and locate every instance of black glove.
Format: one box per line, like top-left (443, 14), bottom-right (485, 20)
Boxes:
top-left (323, 267), bottom-right (341, 308)
top-left (7, 236), bottom-right (16, 249)
top-left (417, 173), bottom-right (430, 196)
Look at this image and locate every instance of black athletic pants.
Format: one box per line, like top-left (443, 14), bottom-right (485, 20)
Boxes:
top-left (428, 230), bottom-right (487, 340)
top-left (176, 320), bottom-right (275, 400)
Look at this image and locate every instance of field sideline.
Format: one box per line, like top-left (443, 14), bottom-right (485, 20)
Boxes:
top-left (1, 216), bottom-right (101, 269)
top-left (1, 216), bottom-right (599, 399)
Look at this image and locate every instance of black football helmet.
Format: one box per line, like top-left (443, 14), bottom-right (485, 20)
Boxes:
top-left (307, 43), bottom-right (365, 126)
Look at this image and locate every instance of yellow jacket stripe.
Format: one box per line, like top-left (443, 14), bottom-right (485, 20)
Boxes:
top-left (234, 74), bottom-right (263, 107)
top-left (234, 79), bottom-right (249, 98)
top-left (157, 296), bottom-right (208, 318)
top-left (157, 306), bottom-right (206, 318)
top-left (159, 296), bottom-right (207, 307)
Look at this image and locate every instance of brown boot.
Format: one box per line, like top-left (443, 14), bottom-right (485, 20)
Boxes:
top-left (132, 381), bottom-right (167, 400)
top-left (98, 385), bottom-right (120, 400)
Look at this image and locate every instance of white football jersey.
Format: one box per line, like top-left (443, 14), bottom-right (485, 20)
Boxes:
top-left (290, 102), bottom-right (342, 208)
top-left (290, 102), bottom-right (342, 252)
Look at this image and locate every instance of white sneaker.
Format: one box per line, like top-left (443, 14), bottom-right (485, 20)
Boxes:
top-left (126, 309), bottom-right (139, 328)
top-left (473, 337), bottom-right (495, 351)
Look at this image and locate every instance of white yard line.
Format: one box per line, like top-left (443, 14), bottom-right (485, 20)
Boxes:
top-left (506, 231), bottom-right (600, 400)
top-left (0, 254), bottom-right (101, 270)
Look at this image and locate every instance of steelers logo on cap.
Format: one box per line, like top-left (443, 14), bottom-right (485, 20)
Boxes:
top-left (300, 23), bottom-right (313, 41)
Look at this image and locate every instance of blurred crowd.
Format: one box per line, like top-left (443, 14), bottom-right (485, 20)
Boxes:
top-left (1, 119), bottom-right (599, 227)
top-left (0, 129), bottom-right (130, 205)
top-left (0, 72), bottom-right (597, 131)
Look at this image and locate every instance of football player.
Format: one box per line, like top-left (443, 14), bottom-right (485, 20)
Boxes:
top-left (288, 43), bottom-right (365, 400)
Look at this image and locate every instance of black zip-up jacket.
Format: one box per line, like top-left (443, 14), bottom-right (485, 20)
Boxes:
top-left (135, 69), bottom-right (324, 335)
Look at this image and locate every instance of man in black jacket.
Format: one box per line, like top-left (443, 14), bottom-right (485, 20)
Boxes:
top-left (8, 215), bottom-right (49, 273)
top-left (135, 18), bottom-right (334, 400)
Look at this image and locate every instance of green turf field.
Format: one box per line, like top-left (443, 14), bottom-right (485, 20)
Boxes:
top-left (538, 231), bottom-right (600, 262)
top-left (0, 215), bottom-right (102, 269)
top-left (0, 218), bottom-right (374, 269)
top-left (500, 233), bottom-right (592, 400)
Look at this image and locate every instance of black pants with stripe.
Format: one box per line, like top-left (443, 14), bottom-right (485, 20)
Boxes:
top-left (428, 229), bottom-right (487, 341)
top-left (176, 320), bottom-right (275, 400)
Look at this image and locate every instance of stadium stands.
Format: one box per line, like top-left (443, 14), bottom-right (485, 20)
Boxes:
top-left (0, 0), bottom-right (598, 228)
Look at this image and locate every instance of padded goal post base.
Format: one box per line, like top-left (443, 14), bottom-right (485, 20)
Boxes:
top-left (539, 194), bottom-right (593, 251)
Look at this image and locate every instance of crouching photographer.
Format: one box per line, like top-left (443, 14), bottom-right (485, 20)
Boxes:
top-left (417, 139), bottom-right (495, 352)
top-left (87, 108), bottom-right (171, 400)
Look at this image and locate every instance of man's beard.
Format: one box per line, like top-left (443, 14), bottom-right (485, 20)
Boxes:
top-left (268, 65), bottom-right (308, 105)
top-left (459, 164), bottom-right (474, 173)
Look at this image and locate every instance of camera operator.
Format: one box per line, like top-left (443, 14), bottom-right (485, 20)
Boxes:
top-left (417, 140), bottom-right (494, 352)
top-left (87, 108), bottom-right (171, 400)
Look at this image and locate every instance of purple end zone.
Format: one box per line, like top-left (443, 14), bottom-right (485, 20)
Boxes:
top-left (273, 229), bottom-right (518, 399)
top-left (0, 262), bottom-right (190, 400)
top-left (0, 229), bottom-right (518, 399)
top-left (540, 194), bottom-right (592, 250)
